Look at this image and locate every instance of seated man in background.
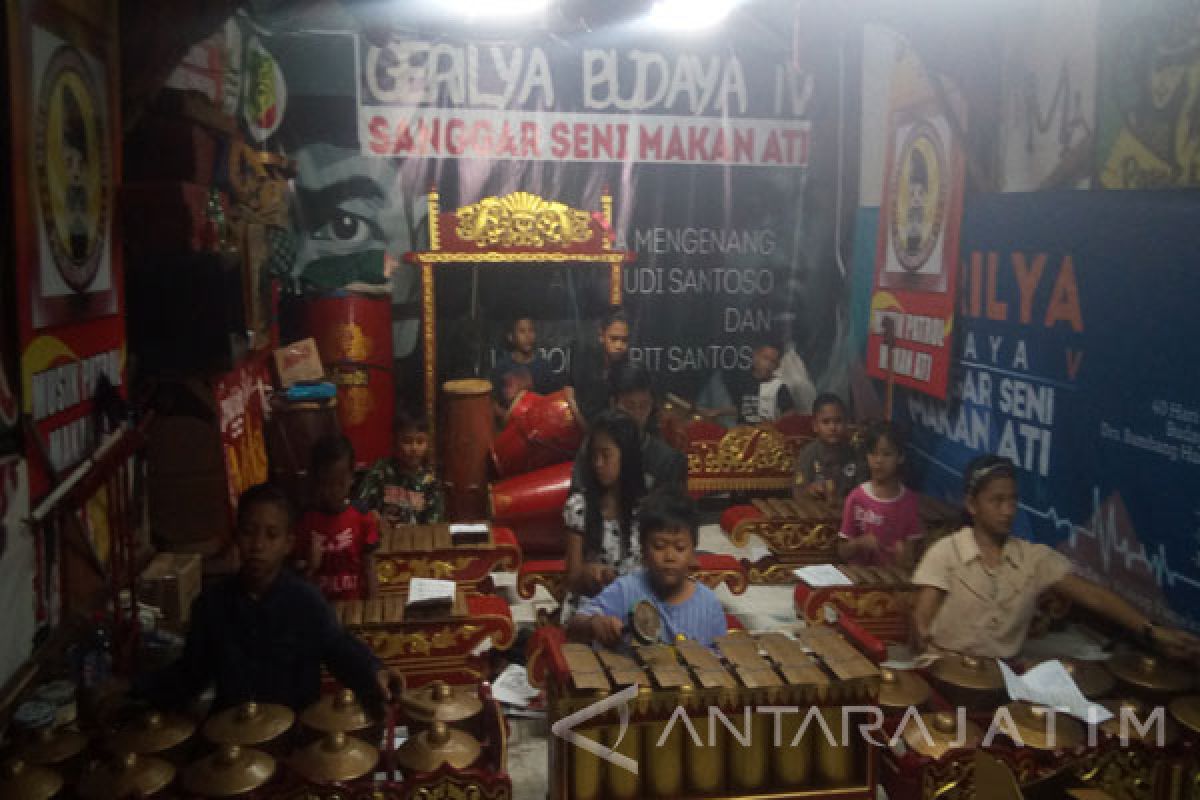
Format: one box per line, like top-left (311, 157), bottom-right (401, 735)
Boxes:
top-left (570, 362), bottom-right (686, 494)
top-left (698, 337), bottom-right (794, 425)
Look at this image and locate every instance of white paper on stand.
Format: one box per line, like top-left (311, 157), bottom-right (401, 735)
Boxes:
top-left (793, 564), bottom-right (853, 587)
top-left (407, 577), bottom-right (456, 605)
top-left (493, 664), bottom-right (541, 707)
top-left (998, 659), bottom-right (1113, 723)
top-left (450, 523), bottom-right (489, 535)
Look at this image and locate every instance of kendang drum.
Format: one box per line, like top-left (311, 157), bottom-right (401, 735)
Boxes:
top-left (264, 393), bottom-right (339, 509)
top-left (440, 379), bottom-right (494, 521)
top-left (489, 461), bottom-right (573, 557)
top-left (491, 388), bottom-right (583, 478)
top-left (302, 291), bottom-right (395, 467)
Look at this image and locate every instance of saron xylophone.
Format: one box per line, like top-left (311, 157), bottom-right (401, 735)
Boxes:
top-left (721, 496), bottom-right (842, 583)
top-left (544, 627), bottom-right (881, 799)
top-left (795, 565), bottom-right (917, 644)
top-left (373, 523), bottom-right (521, 595)
top-left (722, 494), bottom-right (961, 585)
top-left (336, 589), bottom-right (514, 688)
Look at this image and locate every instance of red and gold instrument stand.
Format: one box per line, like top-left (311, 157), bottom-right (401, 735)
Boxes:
top-left (795, 566), bottom-right (916, 644)
top-left (374, 524), bottom-right (522, 595)
top-left (516, 553), bottom-right (749, 605)
top-left (722, 496), bottom-right (841, 584)
top-left (881, 737), bottom-right (1054, 800)
top-left (724, 494), bottom-right (961, 586)
top-left (337, 592), bottom-right (515, 688)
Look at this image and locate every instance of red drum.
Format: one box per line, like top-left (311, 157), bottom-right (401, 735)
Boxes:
top-left (441, 378), bottom-right (494, 521)
top-left (302, 292), bottom-right (395, 467)
top-left (489, 461), bottom-right (573, 558)
top-left (490, 388), bottom-right (583, 478)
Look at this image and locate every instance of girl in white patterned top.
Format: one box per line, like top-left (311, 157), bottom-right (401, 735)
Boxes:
top-left (560, 410), bottom-right (647, 622)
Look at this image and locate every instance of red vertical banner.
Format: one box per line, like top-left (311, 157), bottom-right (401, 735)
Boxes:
top-left (7, 0), bottom-right (126, 496)
top-left (214, 355), bottom-right (271, 519)
top-left (866, 47), bottom-right (965, 400)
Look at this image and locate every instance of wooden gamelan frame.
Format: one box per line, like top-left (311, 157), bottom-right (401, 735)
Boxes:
top-left (405, 188), bottom-right (632, 449)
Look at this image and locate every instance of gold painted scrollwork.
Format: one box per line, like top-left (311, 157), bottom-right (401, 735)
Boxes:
top-left (689, 425), bottom-right (795, 476)
top-left (455, 192), bottom-right (594, 248)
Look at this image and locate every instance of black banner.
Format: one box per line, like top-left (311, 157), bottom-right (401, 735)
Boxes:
top-left (252, 1), bottom-right (854, 414)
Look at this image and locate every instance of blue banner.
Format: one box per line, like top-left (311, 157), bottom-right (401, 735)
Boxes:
top-left (900, 191), bottom-right (1200, 630)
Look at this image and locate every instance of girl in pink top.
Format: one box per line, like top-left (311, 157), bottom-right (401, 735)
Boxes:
top-left (838, 422), bottom-right (922, 567)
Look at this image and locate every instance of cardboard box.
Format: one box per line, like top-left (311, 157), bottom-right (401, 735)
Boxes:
top-left (273, 338), bottom-right (324, 387)
top-left (139, 553), bottom-right (202, 629)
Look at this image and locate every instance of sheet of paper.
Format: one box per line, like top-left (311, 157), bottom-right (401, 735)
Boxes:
top-left (407, 577), bottom-right (456, 605)
top-left (492, 664), bottom-right (541, 707)
top-left (998, 659), bottom-right (1112, 723)
top-left (450, 523), bottom-right (489, 535)
top-left (793, 564), bottom-right (852, 586)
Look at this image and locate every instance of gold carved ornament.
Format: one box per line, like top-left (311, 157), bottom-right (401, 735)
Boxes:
top-left (360, 625), bottom-right (483, 658)
top-left (922, 755), bottom-right (974, 799)
top-left (689, 425), bottom-right (795, 475)
top-left (454, 192), bottom-right (594, 249)
top-left (826, 589), bottom-right (911, 619)
top-left (694, 568), bottom-right (748, 595)
top-left (516, 571), bottom-right (566, 602)
top-left (747, 563), bottom-right (802, 584)
top-left (413, 778), bottom-right (511, 800)
top-left (753, 521), bottom-right (839, 554)
top-left (1075, 748), bottom-right (1155, 800)
top-left (377, 557), bottom-right (476, 585)
top-left (323, 322), bottom-right (372, 362)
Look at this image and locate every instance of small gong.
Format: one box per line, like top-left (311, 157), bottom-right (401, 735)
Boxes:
top-left (630, 600), bottom-right (662, 645)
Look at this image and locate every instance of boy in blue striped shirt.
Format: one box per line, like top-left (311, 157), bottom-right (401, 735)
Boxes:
top-left (567, 490), bottom-right (727, 649)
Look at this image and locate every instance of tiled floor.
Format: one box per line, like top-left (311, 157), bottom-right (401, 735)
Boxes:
top-left (492, 519), bottom-right (797, 799)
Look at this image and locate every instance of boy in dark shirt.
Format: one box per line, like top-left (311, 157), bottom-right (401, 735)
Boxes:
top-left (489, 315), bottom-right (559, 414)
top-left (700, 338), bottom-right (794, 425)
top-left (570, 307), bottom-right (631, 426)
top-left (133, 483), bottom-right (391, 715)
top-left (356, 415), bottom-right (444, 527)
top-left (793, 393), bottom-right (866, 503)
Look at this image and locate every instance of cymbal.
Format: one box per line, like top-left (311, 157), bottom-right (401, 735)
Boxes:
top-left (203, 702), bottom-right (294, 745)
top-left (401, 681), bottom-right (482, 725)
top-left (113, 710), bottom-right (196, 754)
top-left (79, 752), bottom-right (176, 799)
top-left (929, 653), bottom-right (1005, 691)
top-left (1001, 701), bottom-right (1084, 750)
top-left (1168, 695), bottom-right (1200, 736)
top-left (0, 759), bottom-right (63, 800)
top-left (301, 689), bottom-right (371, 733)
top-left (1100, 697), bottom-right (1179, 746)
top-left (1107, 651), bottom-right (1191, 693)
top-left (395, 721), bottom-right (482, 772)
top-left (21, 726), bottom-right (87, 765)
top-left (900, 711), bottom-right (983, 759)
top-left (1051, 658), bottom-right (1116, 699)
top-left (183, 745), bottom-right (275, 797)
top-left (877, 667), bottom-right (931, 711)
top-left (288, 732), bottom-right (378, 783)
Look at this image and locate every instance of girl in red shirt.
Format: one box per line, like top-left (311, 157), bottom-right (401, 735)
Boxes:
top-left (298, 434), bottom-right (380, 602)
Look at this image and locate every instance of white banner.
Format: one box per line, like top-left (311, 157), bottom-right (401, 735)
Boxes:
top-left (359, 107), bottom-right (810, 167)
